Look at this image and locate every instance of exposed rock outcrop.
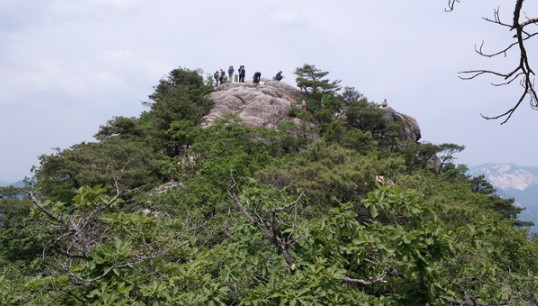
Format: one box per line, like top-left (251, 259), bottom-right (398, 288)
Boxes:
top-left (382, 106), bottom-right (421, 142)
top-left (149, 180), bottom-right (182, 195)
top-left (202, 80), bottom-right (422, 146)
top-left (201, 79), bottom-right (304, 130)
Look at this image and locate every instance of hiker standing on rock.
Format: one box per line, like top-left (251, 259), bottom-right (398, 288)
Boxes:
top-left (214, 70), bottom-right (220, 86)
top-left (273, 71), bottom-right (283, 81)
top-left (219, 69), bottom-right (225, 84)
top-left (253, 72), bottom-right (261, 84)
top-left (228, 66), bottom-right (234, 82)
top-left (238, 65), bottom-right (245, 83)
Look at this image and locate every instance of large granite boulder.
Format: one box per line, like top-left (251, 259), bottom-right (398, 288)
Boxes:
top-left (201, 80), bottom-right (423, 146)
top-left (382, 106), bottom-right (421, 142)
top-left (201, 79), bottom-right (304, 130)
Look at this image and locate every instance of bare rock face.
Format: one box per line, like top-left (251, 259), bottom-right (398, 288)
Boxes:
top-left (202, 81), bottom-right (423, 146)
top-left (201, 79), bottom-right (304, 130)
top-left (382, 106), bottom-right (421, 142)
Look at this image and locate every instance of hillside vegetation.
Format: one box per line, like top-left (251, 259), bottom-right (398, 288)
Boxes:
top-left (1, 66), bottom-right (537, 305)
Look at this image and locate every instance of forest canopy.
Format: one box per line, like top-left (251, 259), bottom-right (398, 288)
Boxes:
top-left (1, 65), bottom-right (537, 305)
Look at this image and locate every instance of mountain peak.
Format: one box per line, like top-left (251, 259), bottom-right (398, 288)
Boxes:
top-left (201, 79), bottom-right (422, 145)
top-left (201, 79), bottom-right (303, 130)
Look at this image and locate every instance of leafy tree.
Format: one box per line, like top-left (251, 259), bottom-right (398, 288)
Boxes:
top-left (469, 174), bottom-right (527, 224)
top-left (145, 67), bottom-right (212, 126)
top-left (256, 139), bottom-right (405, 210)
top-left (5, 64), bottom-right (538, 305)
top-left (0, 186), bottom-right (42, 265)
top-left (345, 98), bottom-right (402, 150)
top-left (294, 64), bottom-right (341, 99)
top-left (436, 143), bottom-right (465, 171)
top-left (339, 86), bottom-right (364, 108)
top-left (32, 139), bottom-right (156, 202)
top-left (8, 185), bottom-right (196, 305)
top-left (295, 66), bottom-right (340, 123)
top-left (140, 68), bottom-right (213, 156)
top-left (94, 116), bottom-right (142, 141)
top-left (323, 119), bottom-right (378, 154)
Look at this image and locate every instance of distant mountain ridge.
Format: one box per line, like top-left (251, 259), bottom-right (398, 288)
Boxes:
top-left (468, 163), bottom-right (538, 191)
top-left (0, 180), bottom-right (25, 188)
top-left (468, 163), bottom-right (538, 232)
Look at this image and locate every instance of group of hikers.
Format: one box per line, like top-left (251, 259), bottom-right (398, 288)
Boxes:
top-left (213, 66), bottom-right (283, 86)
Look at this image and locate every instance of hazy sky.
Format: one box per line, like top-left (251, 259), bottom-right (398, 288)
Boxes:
top-left (1, 0), bottom-right (538, 182)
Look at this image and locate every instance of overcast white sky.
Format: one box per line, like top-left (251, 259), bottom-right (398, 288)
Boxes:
top-left (1, 0), bottom-right (537, 183)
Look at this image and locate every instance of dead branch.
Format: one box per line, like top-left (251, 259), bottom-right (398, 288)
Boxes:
top-left (28, 180), bottom-right (190, 285)
top-left (228, 175), bottom-right (304, 268)
top-left (29, 191), bottom-right (66, 226)
top-left (342, 272), bottom-right (387, 286)
top-left (448, 0), bottom-right (538, 124)
top-left (445, 0), bottom-right (460, 12)
top-left (228, 175), bottom-right (393, 286)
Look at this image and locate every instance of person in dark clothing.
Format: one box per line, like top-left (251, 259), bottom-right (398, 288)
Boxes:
top-left (228, 66), bottom-right (234, 82)
top-left (238, 65), bottom-right (246, 82)
top-left (273, 71), bottom-right (283, 81)
top-left (253, 72), bottom-right (261, 84)
top-left (214, 70), bottom-right (220, 86)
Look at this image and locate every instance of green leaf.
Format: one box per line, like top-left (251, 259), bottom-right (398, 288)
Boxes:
top-left (370, 205), bottom-right (378, 218)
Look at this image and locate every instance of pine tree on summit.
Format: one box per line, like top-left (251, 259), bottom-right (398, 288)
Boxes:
top-left (294, 64), bottom-right (340, 98)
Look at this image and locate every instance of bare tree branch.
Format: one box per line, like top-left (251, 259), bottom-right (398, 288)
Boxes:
top-left (29, 180), bottom-right (190, 285)
top-left (228, 174), bottom-right (394, 286)
top-left (448, 0), bottom-right (538, 124)
top-left (29, 191), bottom-right (66, 226)
top-left (227, 174), bottom-right (304, 268)
top-left (342, 271), bottom-right (387, 286)
top-left (445, 0), bottom-right (460, 12)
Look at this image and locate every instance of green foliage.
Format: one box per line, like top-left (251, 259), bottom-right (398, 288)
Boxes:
top-left (2, 186), bottom-right (195, 305)
top-left (398, 142), bottom-right (465, 173)
top-left (94, 116), bottom-right (142, 141)
top-left (323, 119), bottom-right (378, 154)
top-left (6, 64), bottom-right (538, 305)
top-left (143, 67), bottom-right (213, 152)
top-left (468, 174), bottom-right (525, 223)
top-left (293, 64), bottom-right (347, 128)
top-left (0, 187), bottom-right (43, 267)
top-left (345, 98), bottom-right (401, 149)
top-left (256, 140), bottom-right (405, 211)
top-left (294, 64), bottom-right (341, 99)
top-left (141, 68), bottom-right (213, 157)
top-left (32, 139), bottom-right (156, 202)
top-left (192, 115), bottom-right (272, 187)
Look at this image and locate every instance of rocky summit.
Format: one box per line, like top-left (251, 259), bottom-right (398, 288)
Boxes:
top-left (201, 79), bottom-right (303, 130)
top-left (202, 79), bottom-right (422, 144)
top-left (382, 106), bottom-right (421, 142)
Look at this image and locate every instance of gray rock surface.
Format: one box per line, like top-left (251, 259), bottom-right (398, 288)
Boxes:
top-left (382, 106), bottom-right (421, 142)
top-left (202, 80), bottom-right (422, 146)
top-left (201, 79), bottom-right (304, 130)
